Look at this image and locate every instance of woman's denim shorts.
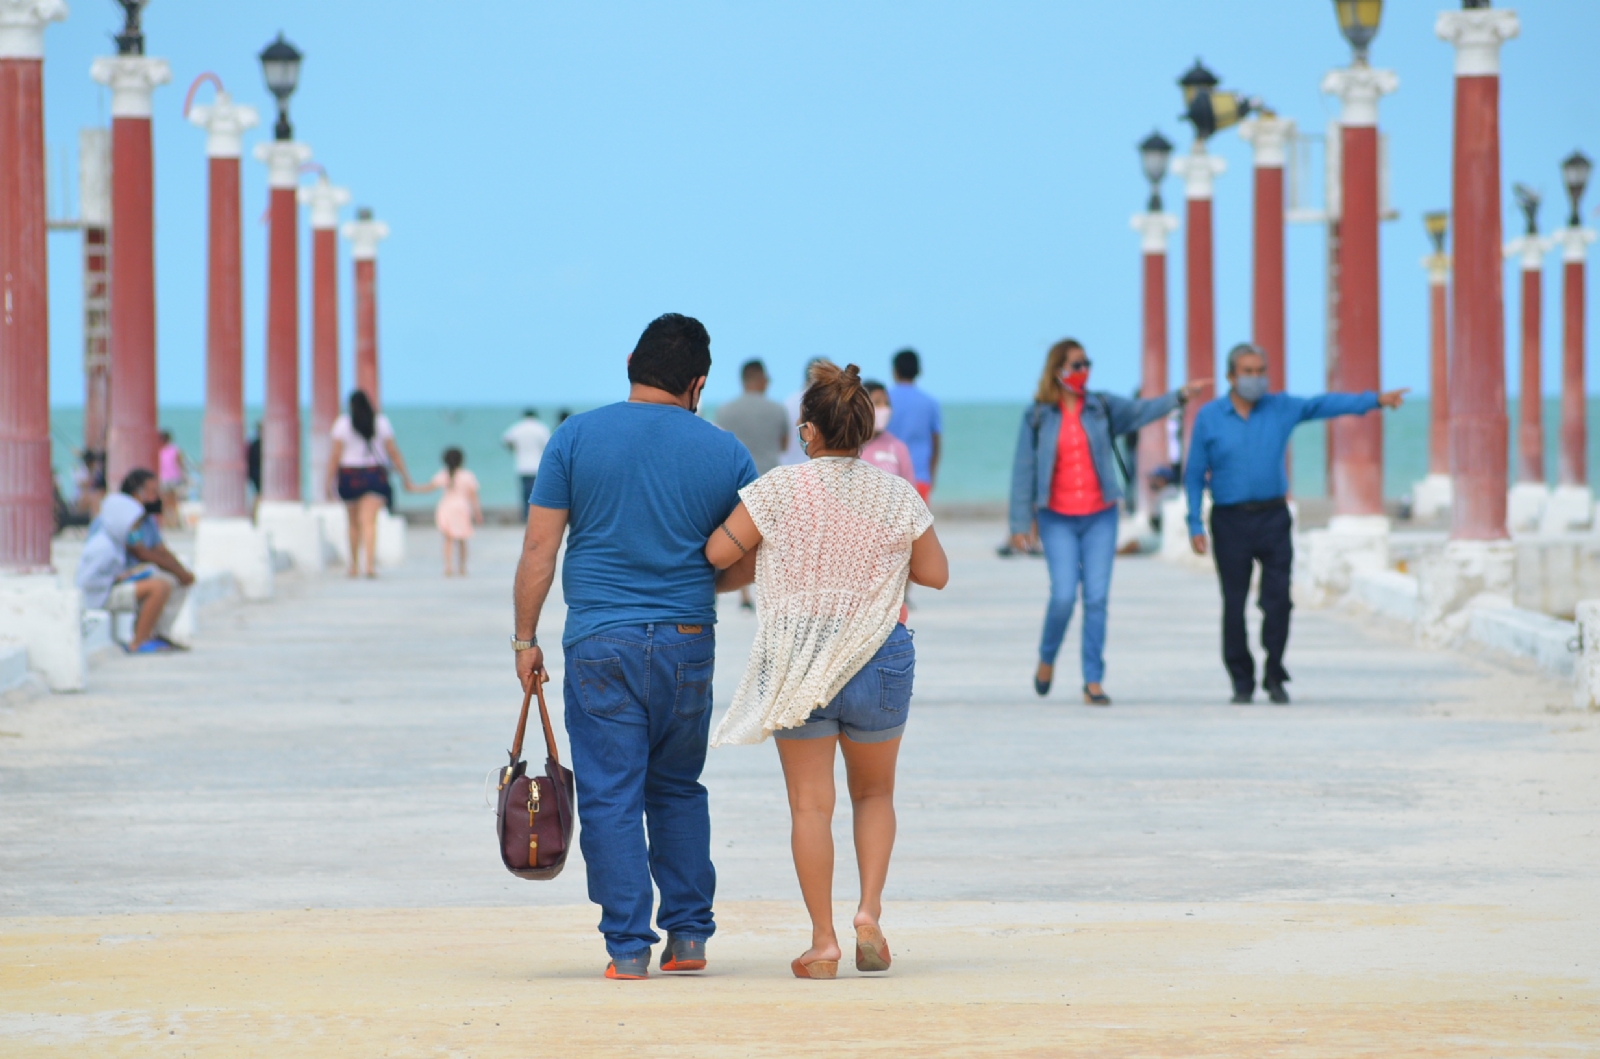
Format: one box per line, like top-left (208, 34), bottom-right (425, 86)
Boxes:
top-left (774, 624), bottom-right (915, 744)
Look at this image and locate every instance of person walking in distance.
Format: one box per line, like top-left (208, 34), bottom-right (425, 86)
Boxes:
top-left (1010, 339), bottom-right (1206, 705)
top-left (716, 358), bottom-right (791, 610)
top-left (512, 313), bottom-right (758, 981)
top-left (887, 349), bottom-right (941, 502)
top-left (705, 362), bottom-right (948, 979)
top-left (157, 431), bottom-right (187, 528)
top-left (780, 358), bottom-right (826, 467)
top-left (1186, 343), bottom-right (1407, 704)
top-left (325, 390), bottom-right (414, 579)
top-left (502, 409), bottom-right (551, 521)
top-left (861, 381), bottom-right (916, 486)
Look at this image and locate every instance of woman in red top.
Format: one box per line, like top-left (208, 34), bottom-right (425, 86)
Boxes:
top-left (1008, 339), bottom-right (1205, 704)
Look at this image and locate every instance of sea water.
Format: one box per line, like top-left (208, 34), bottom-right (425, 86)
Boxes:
top-left (48, 399), bottom-right (1600, 513)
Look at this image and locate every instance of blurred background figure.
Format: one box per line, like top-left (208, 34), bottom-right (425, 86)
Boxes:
top-left (861, 381), bottom-right (916, 485)
top-left (887, 349), bottom-right (941, 502)
top-left (502, 408), bottom-right (551, 521)
top-left (780, 358), bottom-right (827, 467)
top-left (717, 358), bottom-right (791, 610)
top-left (157, 431), bottom-right (187, 528)
top-left (407, 446), bottom-right (482, 577)
top-left (327, 390), bottom-right (413, 579)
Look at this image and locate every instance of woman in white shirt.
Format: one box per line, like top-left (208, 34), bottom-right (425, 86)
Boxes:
top-left (324, 390), bottom-right (413, 578)
top-left (706, 362), bottom-right (949, 980)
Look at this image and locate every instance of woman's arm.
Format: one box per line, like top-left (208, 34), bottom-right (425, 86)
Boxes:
top-left (1008, 408), bottom-right (1039, 538)
top-left (909, 526), bottom-right (949, 589)
top-left (384, 436), bottom-right (412, 488)
top-left (704, 501), bottom-right (763, 570)
top-left (324, 439), bottom-right (344, 501)
top-left (402, 473), bottom-right (436, 494)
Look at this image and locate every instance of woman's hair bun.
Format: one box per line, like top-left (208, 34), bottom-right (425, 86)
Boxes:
top-left (801, 361), bottom-right (875, 452)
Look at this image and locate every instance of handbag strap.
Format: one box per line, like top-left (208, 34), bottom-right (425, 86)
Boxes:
top-left (508, 677), bottom-right (561, 767)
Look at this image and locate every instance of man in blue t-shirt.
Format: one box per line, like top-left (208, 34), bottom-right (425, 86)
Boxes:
top-left (513, 313), bottom-right (757, 981)
top-left (886, 347), bottom-right (942, 501)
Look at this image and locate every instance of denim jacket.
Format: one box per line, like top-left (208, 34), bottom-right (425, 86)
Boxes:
top-left (1008, 390), bottom-right (1181, 535)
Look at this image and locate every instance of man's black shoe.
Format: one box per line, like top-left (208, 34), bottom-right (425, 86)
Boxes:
top-left (1230, 690), bottom-right (1253, 705)
top-left (1265, 683), bottom-right (1290, 705)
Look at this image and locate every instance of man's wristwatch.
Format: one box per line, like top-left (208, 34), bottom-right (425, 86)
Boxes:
top-left (511, 634), bottom-right (538, 651)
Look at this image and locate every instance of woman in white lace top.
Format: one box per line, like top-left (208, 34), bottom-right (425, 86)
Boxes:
top-left (706, 361), bottom-right (948, 980)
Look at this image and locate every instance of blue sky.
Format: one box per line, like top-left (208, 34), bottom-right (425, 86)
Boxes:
top-left (38, 0), bottom-right (1600, 407)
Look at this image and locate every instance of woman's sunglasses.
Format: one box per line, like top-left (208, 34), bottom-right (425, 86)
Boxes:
top-left (1064, 358), bottom-right (1092, 372)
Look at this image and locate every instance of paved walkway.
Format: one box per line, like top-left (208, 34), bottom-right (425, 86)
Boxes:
top-left (2, 522), bottom-right (1596, 1056)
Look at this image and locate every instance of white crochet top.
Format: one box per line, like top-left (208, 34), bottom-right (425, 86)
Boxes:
top-left (711, 457), bottom-right (934, 746)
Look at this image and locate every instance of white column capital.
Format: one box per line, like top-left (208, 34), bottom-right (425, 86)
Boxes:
top-left (1171, 147), bottom-right (1226, 201)
top-left (1436, 8), bottom-right (1519, 77)
top-left (1503, 234), bottom-right (1553, 271)
top-left (342, 215), bottom-right (389, 260)
top-left (1236, 113), bottom-right (1295, 168)
top-left (1130, 211), bottom-right (1179, 254)
top-left (1320, 64), bottom-right (1398, 127)
top-left (1555, 226), bottom-right (1597, 263)
top-left (299, 175), bottom-right (350, 230)
top-left (186, 90), bottom-right (258, 159)
top-left (0, 0), bottom-right (67, 59)
top-left (89, 54), bottom-right (171, 118)
top-left (1423, 254), bottom-right (1450, 285)
top-left (253, 140), bottom-right (312, 189)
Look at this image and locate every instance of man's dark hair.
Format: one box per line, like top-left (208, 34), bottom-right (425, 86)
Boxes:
top-left (120, 468), bottom-right (157, 496)
top-left (892, 348), bottom-right (920, 381)
top-left (627, 313), bottom-right (711, 396)
top-left (740, 359), bottom-right (766, 382)
top-left (522, 408), bottom-right (539, 418)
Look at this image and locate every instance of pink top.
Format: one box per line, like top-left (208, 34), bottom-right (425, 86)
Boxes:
top-left (860, 432), bottom-right (916, 485)
top-left (158, 443), bottom-right (183, 483)
top-left (1048, 400), bottom-right (1110, 516)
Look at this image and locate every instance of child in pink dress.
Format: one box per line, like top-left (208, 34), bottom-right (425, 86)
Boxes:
top-left (406, 447), bottom-right (482, 576)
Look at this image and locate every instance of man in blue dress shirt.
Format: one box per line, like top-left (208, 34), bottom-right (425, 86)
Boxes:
top-left (1185, 343), bottom-right (1406, 705)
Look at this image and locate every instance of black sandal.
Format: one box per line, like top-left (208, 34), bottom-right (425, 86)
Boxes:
top-left (1082, 684), bottom-right (1112, 707)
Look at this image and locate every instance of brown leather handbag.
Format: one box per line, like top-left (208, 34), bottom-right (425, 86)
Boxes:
top-left (495, 678), bottom-right (575, 880)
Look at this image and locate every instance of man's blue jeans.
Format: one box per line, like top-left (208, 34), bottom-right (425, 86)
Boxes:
top-left (1036, 506), bottom-right (1118, 683)
top-left (563, 623), bottom-right (717, 959)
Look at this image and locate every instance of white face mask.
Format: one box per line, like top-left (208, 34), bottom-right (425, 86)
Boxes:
top-left (873, 407), bottom-right (892, 434)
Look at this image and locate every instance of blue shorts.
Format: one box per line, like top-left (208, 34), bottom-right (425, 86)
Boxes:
top-left (774, 625), bottom-right (914, 744)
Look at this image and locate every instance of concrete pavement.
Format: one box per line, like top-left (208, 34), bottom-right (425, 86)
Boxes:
top-left (2, 521), bottom-right (1596, 1056)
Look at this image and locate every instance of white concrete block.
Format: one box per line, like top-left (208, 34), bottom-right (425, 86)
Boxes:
top-left (1543, 485), bottom-right (1593, 533)
top-left (1350, 569), bottom-right (1419, 624)
top-left (311, 503), bottom-right (351, 568)
top-left (256, 502), bottom-right (327, 574)
top-left (1159, 494), bottom-right (1210, 568)
top-left (1416, 540), bottom-right (1515, 644)
top-left (1411, 474), bottom-right (1453, 521)
top-left (1574, 600), bottom-right (1600, 710)
top-left (1466, 602), bottom-right (1577, 680)
top-left (0, 574), bottom-right (85, 691)
top-left (376, 510), bottom-right (407, 569)
top-left (1507, 482), bottom-right (1550, 533)
top-left (195, 517), bottom-right (274, 600)
top-left (82, 610), bottom-right (113, 657)
top-left (1302, 515), bottom-right (1389, 606)
top-left (0, 638), bottom-right (29, 694)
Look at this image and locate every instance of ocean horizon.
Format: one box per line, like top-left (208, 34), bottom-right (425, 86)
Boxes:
top-left (48, 398), bottom-right (1600, 513)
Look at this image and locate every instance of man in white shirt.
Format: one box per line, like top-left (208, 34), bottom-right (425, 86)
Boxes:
top-left (502, 409), bottom-right (552, 520)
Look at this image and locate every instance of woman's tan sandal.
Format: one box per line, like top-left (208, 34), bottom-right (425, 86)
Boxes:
top-left (854, 924), bottom-right (891, 972)
top-left (790, 955), bottom-right (839, 979)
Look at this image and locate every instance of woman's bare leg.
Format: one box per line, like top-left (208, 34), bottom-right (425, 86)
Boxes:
top-left (358, 495), bottom-right (382, 576)
top-left (839, 735), bottom-right (901, 929)
top-left (775, 736), bottom-right (842, 963)
top-left (441, 533), bottom-right (453, 576)
top-left (344, 501), bottom-right (361, 577)
top-left (457, 539), bottom-right (468, 577)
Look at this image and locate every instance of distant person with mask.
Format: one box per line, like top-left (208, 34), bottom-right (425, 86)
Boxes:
top-left (860, 381), bottom-right (915, 486)
top-left (1010, 339), bottom-right (1205, 705)
top-left (887, 348), bottom-right (941, 501)
top-left (502, 409), bottom-right (552, 521)
top-left (1186, 342), bottom-right (1407, 705)
top-left (76, 470), bottom-right (196, 652)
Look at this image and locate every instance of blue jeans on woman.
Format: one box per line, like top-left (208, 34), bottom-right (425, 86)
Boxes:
top-left (563, 623), bottom-right (718, 959)
top-left (1036, 505), bottom-right (1118, 683)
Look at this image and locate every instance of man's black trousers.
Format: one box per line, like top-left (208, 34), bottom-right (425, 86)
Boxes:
top-left (1208, 500), bottom-right (1293, 695)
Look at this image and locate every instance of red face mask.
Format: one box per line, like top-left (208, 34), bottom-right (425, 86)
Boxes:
top-left (1060, 369), bottom-right (1089, 396)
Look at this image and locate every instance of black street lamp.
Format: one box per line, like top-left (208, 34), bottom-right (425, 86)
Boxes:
top-left (1139, 131), bottom-right (1173, 212)
top-left (1423, 211), bottom-right (1449, 256)
top-left (114, 0), bottom-right (146, 56)
top-left (1562, 150), bottom-right (1592, 228)
top-left (1512, 183), bottom-right (1541, 237)
top-left (259, 33), bottom-right (303, 142)
top-left (1177, 59), bottom-right (1255, 142)
top-left (1332, 0), bottom-right (1384, 63)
